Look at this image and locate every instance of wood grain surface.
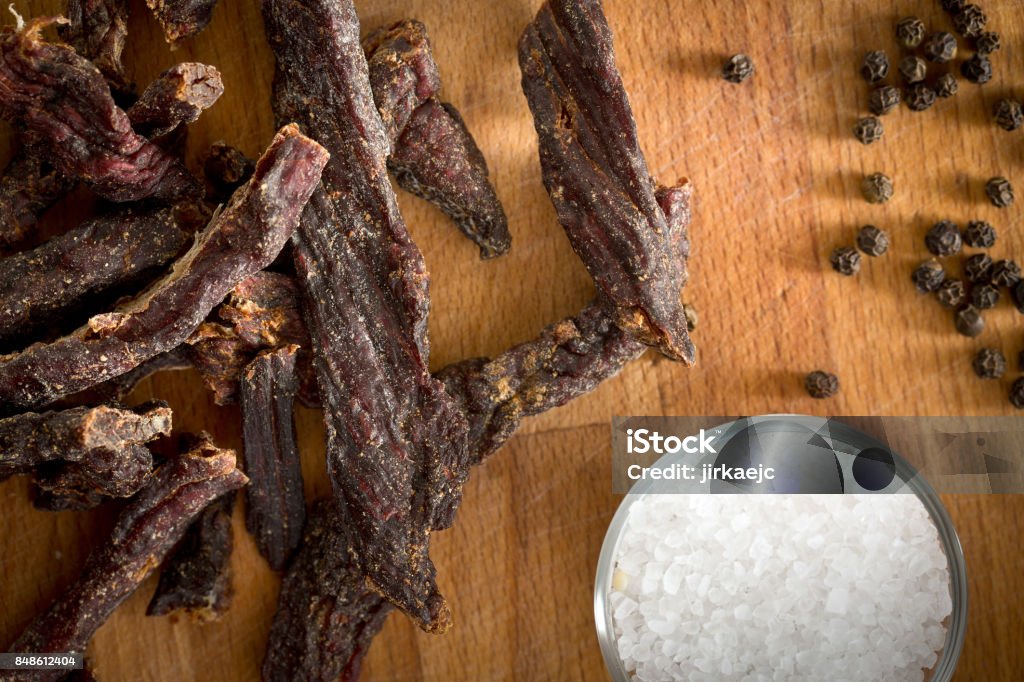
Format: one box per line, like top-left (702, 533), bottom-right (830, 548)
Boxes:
top-left (1, 0), bottom-right (1023, 680)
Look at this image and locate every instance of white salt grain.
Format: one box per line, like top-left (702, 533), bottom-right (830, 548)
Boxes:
top-left (609, 495), bottom-right (952, 681)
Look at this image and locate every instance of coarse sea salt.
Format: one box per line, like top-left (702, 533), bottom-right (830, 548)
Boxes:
top-left (609, 495), bottom-right (952, 682)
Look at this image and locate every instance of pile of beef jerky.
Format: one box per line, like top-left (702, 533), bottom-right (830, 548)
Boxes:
top-left (0, 0), bottom-right (694, 680)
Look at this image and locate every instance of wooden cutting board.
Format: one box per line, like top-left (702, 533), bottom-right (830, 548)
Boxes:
top-left (1, 0), bottom-right (1022, 680)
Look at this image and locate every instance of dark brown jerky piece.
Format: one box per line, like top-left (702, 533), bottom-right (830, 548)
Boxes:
top-left (264, 0), bottom-right (468, 632)
top-left (32, 442), bottom-right (154, 510)
top-left (518, 0), bottom-right (693, 362)
top-left (144, 0), bottom-right (219, 44)
top-left (363, 19), bottom-right (510, 258)
top-left (0, 206), bottom-right (188, 349)
top-left (0, 144), bottom-right (76, 248)
top-left (0, 16), bottom-right (200, 202)
top-left (262, 499), bottom-right (392, 682)
top-left (204, 141), bottom-right (255, 203)
top-left (0, 124), bottom-right (328, 412)
top-left (59, 347), bottom-right (192, 407)
top-left (4, 435), bottom-right (246, 680)
top-left (128, 63), bottom-right (224, 138)
top-left (58, 0), bottom-right (130, 92)
top-left (240, 346), bottom-right (305, 571)
top-left (146, 491), bottom-right (235, 620)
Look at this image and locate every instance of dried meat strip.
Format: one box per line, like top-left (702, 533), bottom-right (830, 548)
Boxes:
top-left (32, 442), bottom-right (154, 510)
top-left (0, 14), bottom-right (200, 202)
top-left (264, 0), bottom-right (468, 632)
top-left (364, 19), bottom-right (510, 259)
top-left (519, 0), bottom-right (694, 362)
top-left (0, 124), bottom-right (329, 413)
top-left (128, 62), bottom-right (224, 138)
top-left (204, 141), bottom-right (255, 203)
top-left (0, 206), bottom-right (188, 349)
top-left (146, 491), bottom-right (235, 620)
top-left (240, 346), bottom-right (305, 571)
top-left (0, 144), bottom-right (76, 248)
top-left (144, 0), bottom-right (219, 44)
top-left (58, 0), bottom-right (130, 92)
top-left (3, 435), bottom-right (247, 682)
top-left (262, 499), bottom-right (391, 682)
top-left (59, 346), bottom-right (192, 407)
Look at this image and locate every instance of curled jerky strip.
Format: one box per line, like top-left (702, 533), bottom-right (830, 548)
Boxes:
top-left (144, 0), bottom-right (219, 44)
top-left (364, 19), bottom-right (510, 259)
top-left (519, 0), bottom-right (694, 362)
top-left (0, 14), bottom-right (200, 202)
top-left (4, 435), bottom-right (247, 682)
top-left (0, 143), bottom-right (76, 248)
top-left (58, 0), bottom-right (130, 92)
top-left (0, 124), bottom-right (328, 413)
top-left (128, 62), bottom-right (224, 138)
top-left (32, 442), bottom-right (154, 511)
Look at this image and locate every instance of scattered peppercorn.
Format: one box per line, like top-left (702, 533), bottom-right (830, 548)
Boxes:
top-left (923, 32), bottom-right (957, 63)
top-left (896, 17), bottom-right (926, 49)
top-left (860, 51), bottom-right (890, 84)
top-left (985, 177), bottom-right (1014, 208)
top-left (899, 55), bottom-right (928, 84)
top-left (912, 260), bottom-right (945, 293)
top-left (905, 84), bottom-right (937, 111)
top-left (804, 370), bottom-right (839, 399)
top-left (856, 225), bottom-right (889, 256)
top-left (862, 172), bottom-right (893, 204)
top-left (869, 85), bottom-right (901, 116)
top-left (830, 246), bottom-right (861, 276)
top-left (936, 279), bottom-right (967, 308)
top-left (934, 73), bottom-right (959, 98)
top-left (925, 220), bottom-right (962, 257)
top-left (989, 259), bottom-right (1021, 288)
top-left (1013, 281), bottom-right (1024, 313)
top-left (953, 4), bottom-right (987, 38)
top-left (972, 348), bottom-right (1006, 379)
top-left (964, 253), bottom-right (993, 283)
top-left (954, 304), bottom-right (985, 337)
top-left (963, 220), bottom-right (996, 248)
top-left (960, 55), bottom-right (992, 84)
top-left (970, 283), bottom-right (1000, 309)
top-left (974, 31), bottom-right (1001, 56)
top-left (722, 54), bottom-right (754, 83)
top-left (1010, 377), bottom-right (1024, 409)
top-left (994, 99), bottom-right (1023, 131)
top-left (853, 117), bottom-right (884, 145)
top-left (940, 0), bottom-right (965, 12)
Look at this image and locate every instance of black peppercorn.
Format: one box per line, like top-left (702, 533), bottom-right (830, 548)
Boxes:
top-left (1012, 281), bottom-right (1024, 313)
top-left (963, 253), bottom-right (993, 283)
top-left (985, 177), bottom-right (1014, 208)
top-left (869, 85), bottom-right (901, 116)
top-left (895, 17), bottom-right (926, 49)
top-left (994, 99), bottom-right (1023, 131)
top-left (1010, 378), bottom-right (1024, 409)
top-left (860, 51), bottom-right (890, 84)
top-left (912, 260), bottom-right (945, 293)
top-left (925, 220), bottom-right (962, 257)
top-left (963, 220), bottom-right (996, 248)
top-left (856, 225), bottom-right (889, 256)
top-left (853, 117), bottom-right (884, 145)
top-left (990, 260), bottom-right (1021, 288)
top-left (954, 304), bottom-right (985, 337)
top-left (830, 246), bottom-right (861, 276)
top-left (953, 4), bottom-right (987, 38)
top-left (936, 279), bottom-right (967, 308)
top-left (862, 172), bottom-right (894, 203)
top-left (899, 56), bottom-right (928, 84)
top-left (974, 31), bottom-right (1001, 56)
top-left (934, 73), bottom-right (959, 98)
top-left (961, 55), bottom-right (993, 84)
top-left (971, 283), bottom-right (1000, 309)
top-left (972, 348), bottom-right (1006, 379)
top-left (905, 83), bottom-right (937, 111)
top-left (923, 32), bottom-right (957, 63)
top-left (723, 54), bottom-right (754, 83)
top-left (940, 0), bottom-right (965, 12)
top-left (804, 371), bottom-right (840, 399)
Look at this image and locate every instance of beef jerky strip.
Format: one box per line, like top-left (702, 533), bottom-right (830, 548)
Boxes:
top-left (0, 124), bottom-right (328, 413)
top-left (32, 442), bottom-right (154, 510)
top-left (0, 144), bottom-right (77, 248)
top-left (0, 14), bottom-right (200, 203)
top-left (262, 499), bottom-right (391, 682)
top-left (364, 20), bottom-right (510, 259)
top-left (264, 0), bottom-right (469, 632)
top-left (59, 346), bottom-right (192, 407)
top-left (127, 63), bottom-right (223, 138)
top-left (3, 435), bottom-right (247, 682)
top-left (144, 0), bottom-right (219, 44)
top-left (146, 491), bottom-right (235, 620)
top-left (58, 0), bottom-right (130, 92)
top-left (518, 0), bottom-right (694, 362)
top-left (240, 345), bottom-right (305, 571)
top-left (204, 141), bottom-right (254, 203)
top-left (0, 206), bottom-right (188, 349)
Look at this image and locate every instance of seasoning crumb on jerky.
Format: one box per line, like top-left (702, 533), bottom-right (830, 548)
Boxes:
top-left (3, 435), bottom-right (247, 681)
top-left (0, 142), bottom-right (77, 248)
top-left (144, 0), bottom-right (220, 44)
top-left (0, 13), bottom-right (200, 202)
top-left (364, 19), bottom-right (510, 259)
top-left (0, 124), bottom-right (328, 413)
top-left (0, 206), bottom-right (188, 349)
top-left (128, 62), bottom-right (224, 138)
top-left (240, 345), bottom-right (305, 571)
top-left (519, 0), bottom-right (694, 362)
top-left (59, 0), bottom-right (130, 92)
top-left (147, 491), bottom-right (236, 621)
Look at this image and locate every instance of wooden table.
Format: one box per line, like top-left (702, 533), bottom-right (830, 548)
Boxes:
top-left (1, 0), bottom-right (1023, 679)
